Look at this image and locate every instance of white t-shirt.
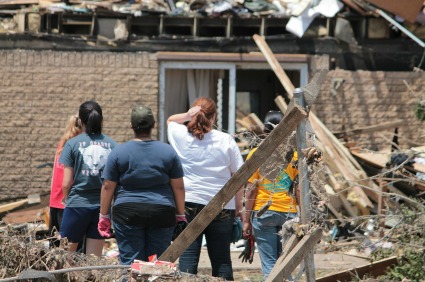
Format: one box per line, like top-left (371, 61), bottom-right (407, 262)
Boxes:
top-left (168, 122), bottom-right (244, 209)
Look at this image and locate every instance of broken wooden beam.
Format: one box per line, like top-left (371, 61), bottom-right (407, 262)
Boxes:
top-left (0, 194), bottom-right (41, 214)
top-left (265, 228), bottom-right (323, 282)
top-left (309, 115), bottom-right (375, 209)
top-left (159, 105), bottom-right (307, 262)
top-left (238, 113), bottom-right (264, 134)
top-left (0, 199), bottom-right (28, 214)
top-left (280, 234), bottom-right (300, 260)
top-left (255, 33), bottom-right (377, 210)
top-left (253, 34), bottom-right (295, 100)
top-left (333, 120), bottom-right (404, 138)
top-left (274, 95), bottom-right (288, 113)
top-left (316, 256), bottom-right (398, 282)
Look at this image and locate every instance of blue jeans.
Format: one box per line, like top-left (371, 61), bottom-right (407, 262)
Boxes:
top-left (252, 210), bottom-right (296, 281)
top-left (113, 221), bottom-right (174, 265)
top-left (178, 202), bottom-right (234, 280)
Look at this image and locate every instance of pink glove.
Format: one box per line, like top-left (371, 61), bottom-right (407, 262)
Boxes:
top-left (176, 215), bottom-right (187, 223)
top-left (98, 217), bottom-right (111, 238)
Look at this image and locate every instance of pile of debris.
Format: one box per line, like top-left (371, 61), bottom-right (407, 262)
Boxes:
top-left (232, 36), bottom-right (425, 280)
top-left (0, 224), bottom-right (229, 281)
top-left (234, 105), bottom-right (425, 281)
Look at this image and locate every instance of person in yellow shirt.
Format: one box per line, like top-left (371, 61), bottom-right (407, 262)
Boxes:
top-left (242, 110), bottom-right (299, 281)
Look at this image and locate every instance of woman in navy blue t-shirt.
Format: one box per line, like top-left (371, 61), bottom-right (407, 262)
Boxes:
top-left (99, 105), bottom-right (185, 265)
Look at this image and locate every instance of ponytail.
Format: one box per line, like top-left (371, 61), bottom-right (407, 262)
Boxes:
top-left (187, 111), bottom-right (212, 140)
top-left (86, 110), bottom-right (103, 134)
top-left (186, 97), bottom-right (216, 140)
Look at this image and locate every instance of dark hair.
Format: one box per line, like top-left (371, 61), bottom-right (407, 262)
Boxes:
top-left (187, 97), bottom-right (216, 140)
top-left (79, 101), bottom-right (103, 135)
top-left (263, 111), bottom-right (284, 133)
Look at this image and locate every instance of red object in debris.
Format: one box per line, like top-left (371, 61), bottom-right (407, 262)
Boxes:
top-left (130, 256), bottom-right (176, 273)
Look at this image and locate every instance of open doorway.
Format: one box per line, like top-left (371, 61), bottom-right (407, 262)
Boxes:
top-left (221, 69), bottom-right (301, 130)
top-left (159, 58), bottom-right (306, 142)
top-left (159, 62), bottom-right (235, 142)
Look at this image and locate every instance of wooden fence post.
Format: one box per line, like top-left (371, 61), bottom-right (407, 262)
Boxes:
top-left (294, 88), bottom-right (316, 282)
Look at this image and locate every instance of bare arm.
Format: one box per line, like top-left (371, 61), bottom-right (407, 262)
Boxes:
top-left (242, 183), bottom-right (258, 236)
top-left (61, 166), bottom-right (73, 204)
top-left (100, 180), bottom-right (118, 216)
top-left (235, 186), bottom-right (244, 218)
top-left (170, 178), bottom-right (185, 215)
top-left (167, 106), bottom-right (201, 125)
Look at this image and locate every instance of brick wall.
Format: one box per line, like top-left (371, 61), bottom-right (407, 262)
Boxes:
top-left (0, 50), bottom-right (424, 202)
top-left (0, 50), bottom-right (158, 201)
top-left (314, 70), bottom-right (425, 151)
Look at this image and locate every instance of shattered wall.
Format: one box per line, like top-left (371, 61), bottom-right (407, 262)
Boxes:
top-left (0, 50), bottom-right (158, 201)
top-left (315, 70), bottom-right (425, 151)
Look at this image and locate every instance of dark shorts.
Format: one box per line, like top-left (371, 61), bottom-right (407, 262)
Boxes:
top-left (60, 207), bottom-right (103, 242)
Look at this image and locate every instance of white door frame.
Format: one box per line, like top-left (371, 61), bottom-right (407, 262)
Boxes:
top-left (159, 61), bottom-right (308, 142)
top-left (159, 62), bottom-right (236, 142)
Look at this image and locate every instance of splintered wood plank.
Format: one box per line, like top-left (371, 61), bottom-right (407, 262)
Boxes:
top-left (274, 95), bottom-right (288, 112)
top-left (316, 256), bottom-right (398, 282)
top-left (159, 105), bottom-right (307, 262)
top-left (265, 228), bottom-right (323, 282)
top-left (281, 234), bottom-right (300, 259)
top-left (0, 199), bottom-right (28, 214)
top-left (238, 113), bottom-right (264, 134)
top-left (333, 119), bottom-right (404, 138)
top-left (253, 34), bottom-right (295, 97)
top-left (255, 34), bottom-right (376, 211)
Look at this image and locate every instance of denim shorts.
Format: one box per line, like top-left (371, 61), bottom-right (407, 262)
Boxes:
top-left (60, 207), bottom-right (103, 242)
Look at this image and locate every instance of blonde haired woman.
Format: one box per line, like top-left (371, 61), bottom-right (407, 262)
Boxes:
top-left (167, 97), bottom-right (244, 280)
top-left (48, 115), bottom-right (82, 244)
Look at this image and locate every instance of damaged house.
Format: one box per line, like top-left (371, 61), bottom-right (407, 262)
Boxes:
top-left (0, 0), bottom-right (424, 214)
top-left (0, 0), bottom-right (424, 280)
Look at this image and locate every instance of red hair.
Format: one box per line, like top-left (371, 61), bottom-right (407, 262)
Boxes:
top-left (187, 97), bottom-right (216, 140)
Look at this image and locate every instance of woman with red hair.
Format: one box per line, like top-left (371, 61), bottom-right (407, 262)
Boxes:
top-left (167, 97), bottom-right (244, 281)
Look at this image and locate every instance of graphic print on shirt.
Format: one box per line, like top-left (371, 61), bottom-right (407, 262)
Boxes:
top-left (78, 142), bottom-right (112, 176)
top-left (263, 169), bottom-right (293, 193)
